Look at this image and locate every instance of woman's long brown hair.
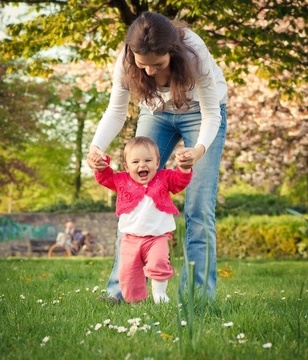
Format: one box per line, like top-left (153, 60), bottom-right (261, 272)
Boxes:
top-left (122, 12), bottom-right (199, 109)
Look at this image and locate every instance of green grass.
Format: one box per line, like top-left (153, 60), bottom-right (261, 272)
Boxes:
top-left (0, 257), bottom-right (307, 360)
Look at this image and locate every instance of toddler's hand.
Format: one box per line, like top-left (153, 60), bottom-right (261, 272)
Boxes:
top-left (175, 145), bottom-right (205, 170)
top-left (87, 146), bottom-right (110, 171)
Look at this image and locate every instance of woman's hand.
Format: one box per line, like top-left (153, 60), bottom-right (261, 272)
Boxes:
top-left (175, 144), bottom-right (205, 169)
top-left (87, 145), bottom-right (110, 171)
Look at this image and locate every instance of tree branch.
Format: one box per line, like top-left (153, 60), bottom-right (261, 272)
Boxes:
top-left (106, 0), bottom-right (136, 25)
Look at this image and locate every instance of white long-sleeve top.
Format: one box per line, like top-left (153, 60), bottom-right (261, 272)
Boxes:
top-left (92, 29), bottom-right (228, 152)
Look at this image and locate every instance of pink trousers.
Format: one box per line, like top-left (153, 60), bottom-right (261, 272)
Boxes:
top-left (119, 232), bottom-right (174, 303)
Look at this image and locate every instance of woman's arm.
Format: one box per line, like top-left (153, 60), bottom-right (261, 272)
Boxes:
top-left (194, 43), bottom-right (222, 151)
top-left (185, 30), bottom-right (226, 152)
top-left (91, 49), bottom-right (131, 151)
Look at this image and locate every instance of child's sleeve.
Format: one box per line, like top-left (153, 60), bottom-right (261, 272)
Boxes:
top-left (167, 168), bottom-right (193, 194)
top-left (94, 167), bottom-right (117, 191)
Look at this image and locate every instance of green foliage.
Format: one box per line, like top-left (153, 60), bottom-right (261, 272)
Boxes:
top-left (0, 61), bottom-right (110, 212)
top-left (0, 65), bottom-right (56, 189)
top-left (287, 208), bottom-right (308, 237)
top-left (0, 115), bottom-right (74, 213)
top-left (1, 0), bottom-right (307, 96)
top-left (217, 215), bottom-right (307, 259)
top-left (216, 193), bottom-right (294, 218)
top-left (185, 0), bottom-right (307, 95)
top-left (36, 197), bottom-right (115, 213)
top-left (219, 182), bottom-right (307, 215)
top-left (174, 214), bottom-right (308, 259)
top-left (23, 189), bottom-right (304, 217)
top-left (280, 175), bottom-right (308, 207)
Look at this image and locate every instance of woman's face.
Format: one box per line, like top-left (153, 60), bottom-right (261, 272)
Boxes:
top-left (133, 52), bottom-right (170, 77)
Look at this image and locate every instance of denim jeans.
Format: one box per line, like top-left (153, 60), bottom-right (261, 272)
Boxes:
top-left (106, 104), bottom-right (227, 299)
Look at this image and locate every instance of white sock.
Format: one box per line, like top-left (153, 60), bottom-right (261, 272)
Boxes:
top-left (152, 279), bottom-right (169, 304)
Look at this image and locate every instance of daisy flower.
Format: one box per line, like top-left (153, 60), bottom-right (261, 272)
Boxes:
top-left (222, 321), bottom-right (234, 327)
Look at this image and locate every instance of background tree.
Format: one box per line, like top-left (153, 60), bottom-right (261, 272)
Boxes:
top-left (0, 62), bottom-right (70, 212)
top-left (47, 82), bottom-right (109, 201)
top-left (0, 59), bottom-right (110, 212)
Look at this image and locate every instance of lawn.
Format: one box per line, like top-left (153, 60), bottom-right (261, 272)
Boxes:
top-left (0, 257), bottom-right (307, 360)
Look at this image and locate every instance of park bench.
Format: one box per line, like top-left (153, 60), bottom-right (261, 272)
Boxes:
top-left (28, 238), bottom-right (56, 256)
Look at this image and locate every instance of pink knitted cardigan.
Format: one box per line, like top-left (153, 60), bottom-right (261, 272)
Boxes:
top-left (94, 167), bottom-right (192, 216)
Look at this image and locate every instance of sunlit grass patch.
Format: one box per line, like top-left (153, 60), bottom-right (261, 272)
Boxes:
top-left (0, 257), bottom-right (307, 360)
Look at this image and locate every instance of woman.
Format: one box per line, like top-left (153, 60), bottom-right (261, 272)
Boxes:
top-left (87, 11), bottom-right (227, 301)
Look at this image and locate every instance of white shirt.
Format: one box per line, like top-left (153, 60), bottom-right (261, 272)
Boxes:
top-left (118, 195), bottom-right (175, 236)
top-left (92, 29), bottom-right (227, 152)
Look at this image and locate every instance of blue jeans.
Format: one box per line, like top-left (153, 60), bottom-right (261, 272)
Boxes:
top-left (106, 104), bottom-right (227, 299)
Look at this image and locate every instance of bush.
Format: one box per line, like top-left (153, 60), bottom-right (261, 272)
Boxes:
top-left (37, 198), bottom-right (115, 213)
top-left (174, 215), bottom-right (308, 259)
top-left (215, 193), bottom-right (301, 218)
top-left (35, 192), bottom-right (306, 218)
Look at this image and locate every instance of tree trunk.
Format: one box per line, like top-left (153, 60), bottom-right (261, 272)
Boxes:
top-left (74, 113), bottom-right (85, 200)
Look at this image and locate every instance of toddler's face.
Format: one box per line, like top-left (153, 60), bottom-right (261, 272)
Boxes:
top-left (124, 144), bottom-right (159, 185)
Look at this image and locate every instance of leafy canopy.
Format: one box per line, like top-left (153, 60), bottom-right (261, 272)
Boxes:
top-left (1, 0), bottom-right (307, 96)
